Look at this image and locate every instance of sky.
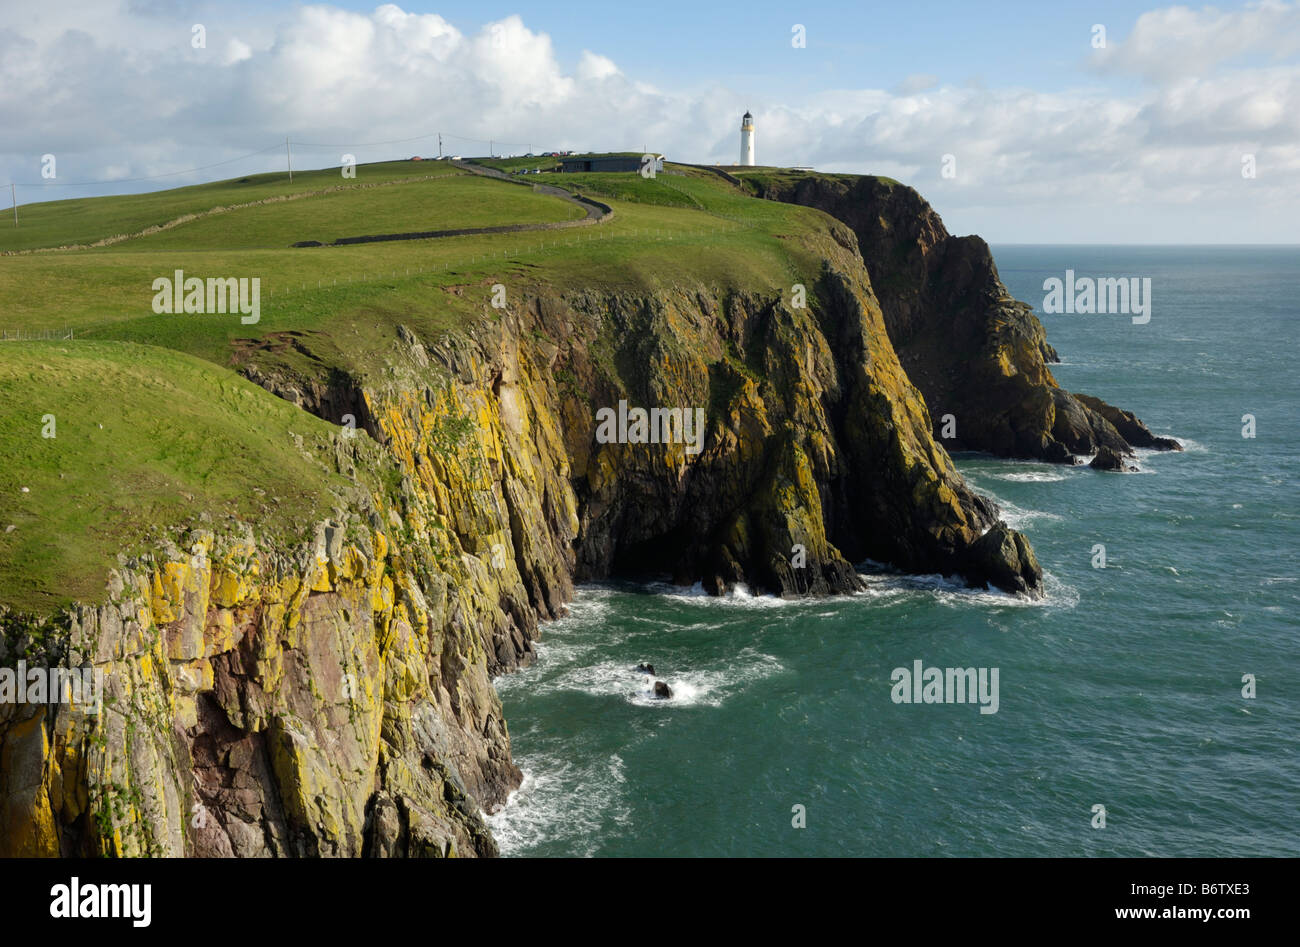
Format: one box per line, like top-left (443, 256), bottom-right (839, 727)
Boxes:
top-left (1, 0), bottom-right (1297, 242)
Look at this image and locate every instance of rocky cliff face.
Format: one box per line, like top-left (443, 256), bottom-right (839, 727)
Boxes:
top-left (0, 480), bottom-right (541, 857)
top-left (548, 237), bottom-right (1040, 598)
top-left (0, 344), bottom-right (573, 857)
top-left (741, 174), bottom-right (1181, 462)
top-left (0, 214), bottom-right (1043, 858)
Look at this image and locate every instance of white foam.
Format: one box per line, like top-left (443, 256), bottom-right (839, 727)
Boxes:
top-left (492, 635), bottom-right (589, 694)
top-left (989, 470), bottom-right (1070, 483)
top-left (561, 591), bottom-right (617, 619)
top-left (535, 648), bottom-right (785, 707)
top-left (649, 580), bottom-right (803, 609)
top-left (853, 566), bottom-right (1078, 611)
top-left (996, 498), bottom-right (1063, 530)
top-left (642, 580), bottom-right (709, 597)
top-left (485, 751), bottom-right (630, 857)
top-left (961, 477), bottom-right (1066, 530)
top-left (490, 596), bottom-right (620, 691)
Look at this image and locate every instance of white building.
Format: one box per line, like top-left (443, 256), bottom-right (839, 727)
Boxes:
top-left (740, 111), bottom-right (755, 166)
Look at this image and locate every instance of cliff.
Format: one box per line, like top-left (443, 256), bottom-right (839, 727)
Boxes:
top-left (737, 172), bottom-right (1182, 462)
top-left (0, 172), bottom-right (1044, 858)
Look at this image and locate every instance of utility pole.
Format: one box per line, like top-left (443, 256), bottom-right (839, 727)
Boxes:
top-left (286, 137), bottom-right (293, 183)
top-left (10, 183), bottom-right (15, 227)
top-left (438, 133), bottom-right (443, 158)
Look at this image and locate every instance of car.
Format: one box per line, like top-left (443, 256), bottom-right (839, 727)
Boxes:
top-left (450, 155), bottom-right (462, 161)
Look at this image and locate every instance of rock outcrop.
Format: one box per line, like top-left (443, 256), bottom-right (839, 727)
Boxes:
top-left (740, 173), bottom-right (1181, 464)
top-left (1073, 393), bottom-right (1183, 452)
top-left (1089, 446), bottom-right (1136, 472)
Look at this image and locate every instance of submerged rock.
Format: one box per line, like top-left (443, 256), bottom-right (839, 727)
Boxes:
top-left (1089, 446), bottom-right (1136, 472)
top-left (635, 663), bottom-right (655, 675)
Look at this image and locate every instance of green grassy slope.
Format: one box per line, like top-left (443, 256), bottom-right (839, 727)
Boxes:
top-left (0, 160), bottom-right (481, 253)
top-left (0, 157), bottom-right (852, 611)
top-left (120, 174), bottom-right (584, 250)
top-left (0, 341), bottom-right (370, 611)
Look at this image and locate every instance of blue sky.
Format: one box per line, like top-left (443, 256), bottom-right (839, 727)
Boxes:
top-left (1, 0), bottom-right (1297, 242)
top-left (337, 0), bottom-right (1143, 96)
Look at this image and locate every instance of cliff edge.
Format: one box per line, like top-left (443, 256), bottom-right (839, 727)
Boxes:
top-left (737, 172), bottom-right (1182, 463)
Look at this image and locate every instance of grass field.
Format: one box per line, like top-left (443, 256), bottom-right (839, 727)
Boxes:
top-left (0, 154), bottom-right (850, 611)
top-left (118, 174), bottom-right (585, 251)
top-left (0, 160), bottom-right (481, 253)
top-left (0, 341), bottom-right (369, 611)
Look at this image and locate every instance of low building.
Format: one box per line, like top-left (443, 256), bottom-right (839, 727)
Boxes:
top-left (560, 155), bottom-right (663, 173)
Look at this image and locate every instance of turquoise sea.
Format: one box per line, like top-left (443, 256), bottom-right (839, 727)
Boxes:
top-left (488, 246), bottom-right (1299, 857)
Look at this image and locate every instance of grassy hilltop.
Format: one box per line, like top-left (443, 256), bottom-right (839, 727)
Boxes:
top-left (0, 156), bottom-right (846, 612)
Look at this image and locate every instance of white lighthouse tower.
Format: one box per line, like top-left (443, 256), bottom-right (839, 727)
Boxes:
top-left (740, 111), bottom-right (755, 166)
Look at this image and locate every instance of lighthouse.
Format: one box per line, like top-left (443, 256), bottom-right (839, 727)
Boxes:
top-left (740, 111), bottom-right (755, 166)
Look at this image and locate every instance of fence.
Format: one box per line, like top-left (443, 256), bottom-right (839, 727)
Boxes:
top-left (0, 328), bottom-right (74, 341)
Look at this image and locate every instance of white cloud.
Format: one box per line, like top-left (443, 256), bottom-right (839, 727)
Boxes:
top-left (0, 2), bottom-right (1296, 242)
top-left (224, 38), bottom-right (252, 65)
top-left (577, 51), bottom-right (620, 81)
top-left (1091, 0), bottom-right (1300, 80)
